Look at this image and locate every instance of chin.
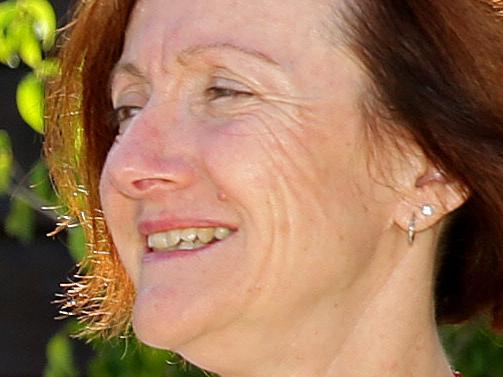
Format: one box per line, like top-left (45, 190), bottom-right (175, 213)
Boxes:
top-left (131, 279), bottom-right (246, 353)
top-left (131, 286), bottom-right (206, 350)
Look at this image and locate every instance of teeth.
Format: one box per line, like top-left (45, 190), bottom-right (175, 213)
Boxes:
top-left (166, 229), bottom-right (181, 246)
top-left (197, 227), bottom-right (215, 243)
top-left (179, 239), bottom-right (205, 250)
top-left (147, 233), bottom-right (170, 249)
top-left (215, 227), bottom-right (231, 240)
top-left (179, 240), bottom-right (197, 250)
top-left (147, 226), bottom-right (232, 251)
top-left (147, 229), bottom-right (181, 249)
top-left (181, 228), bottom-right (198, 242)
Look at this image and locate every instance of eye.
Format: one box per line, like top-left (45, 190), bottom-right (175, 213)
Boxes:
top-left (206, 86), bottom-right (254, 101)
top-left (205, 76), bottom-right (254, 102)
top-left (113, 106), bottom-right (142, 123)
top-left (110, 106), bottom-right (142, 132)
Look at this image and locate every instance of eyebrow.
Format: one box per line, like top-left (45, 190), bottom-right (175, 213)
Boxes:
top-left (180, 42), bottom-right (280, 66)
top-left (109, 42), bottom-right (279, 87)
top-left (109, 62), bottom-right (146, 90)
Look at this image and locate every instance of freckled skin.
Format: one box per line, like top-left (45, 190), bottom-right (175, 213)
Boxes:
top-left (99, 1), bottom-right (457, 376)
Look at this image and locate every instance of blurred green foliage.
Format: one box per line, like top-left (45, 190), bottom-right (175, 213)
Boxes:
top-left (0, 130), bottom-right (13, 193)
top-left (5, 193), bottom-right (35, 242)
top-left (17, 70), bottom-right (44, 132)
top-left (44, 328), bottom-right (78, 377)
top-left (0, 0), bottom-right (58, 133)
top-left (441, 320), bottom-right (503, 377)
top-left (86, 338), bottom-right (213, 377)
top-left (0, 0), bottom-right (56, 68)
top-left (1, 0), bottom-right (502, 376)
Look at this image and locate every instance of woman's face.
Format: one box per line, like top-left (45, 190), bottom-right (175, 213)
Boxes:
top-left (100, 0), bottom-right (399, 355)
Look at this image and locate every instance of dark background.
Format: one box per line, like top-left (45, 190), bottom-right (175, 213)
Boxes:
top-left (0, 1), bottom-right (92, 376)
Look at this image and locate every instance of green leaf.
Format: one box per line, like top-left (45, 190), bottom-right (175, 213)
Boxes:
top-left (21, 0), bottom-right (56, 50)
top-left (30, 160), bottom-right (56, 203)
top-left (16, 72), bottom-right (44, 133)
top-left (0, 0), bottom-right (57, 67)
top-left (35, 57), bottom-right (59, 78)
top-left (5, 196), bottom-right (35, 244)
top-left (0, 43), bottom-right (19, 67)
top-left (18, 21), bottom-right (42, 67)
top-left (44, 331), bottom-right (78, 377)
top-left (67, 227), bottom-right (86, 262)
top-left (0, 1), bottom-right (19, 66)
top-left (0, 130), bottom-right (13, 194)
top-left (0, 0), bottom-right (16, 21)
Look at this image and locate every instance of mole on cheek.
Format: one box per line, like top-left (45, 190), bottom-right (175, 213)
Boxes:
top-left (217, 192), bottom-right (228, 201)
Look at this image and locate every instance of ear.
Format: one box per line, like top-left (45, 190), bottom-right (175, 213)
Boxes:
top-left (392, 160), bottom-right (469, 235)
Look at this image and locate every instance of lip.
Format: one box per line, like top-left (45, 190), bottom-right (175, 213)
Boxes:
top-left (138, 217), bottom-right (238, 236)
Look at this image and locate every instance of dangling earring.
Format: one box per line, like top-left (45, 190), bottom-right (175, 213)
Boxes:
top-left (407, 213), bottom-right (416, 245)
top-left (408, 204), bottom-right (435, 245)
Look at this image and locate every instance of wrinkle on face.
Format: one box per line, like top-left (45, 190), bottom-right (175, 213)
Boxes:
top-left (229, 89), bottom-right (364, 304)
top-left (102, 0), bottom-right (403, 367)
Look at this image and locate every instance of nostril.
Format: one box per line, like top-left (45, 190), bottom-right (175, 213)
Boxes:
top-left (132, 178), bottom-right (172, 191)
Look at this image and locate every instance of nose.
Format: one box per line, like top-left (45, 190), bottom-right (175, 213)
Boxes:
top-left (102, 106), bottom-right (198, 199)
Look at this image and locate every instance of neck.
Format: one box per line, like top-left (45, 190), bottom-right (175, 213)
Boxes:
top-left (179, 227), bottom-right (454, 377)
top-left (320, 231), bottom-right (452, 377)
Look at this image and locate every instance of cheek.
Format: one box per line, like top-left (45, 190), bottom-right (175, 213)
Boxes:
top-left (203, 106), bottom-right (363, 215)
top-left (200, 108), bottom-right (377, 293)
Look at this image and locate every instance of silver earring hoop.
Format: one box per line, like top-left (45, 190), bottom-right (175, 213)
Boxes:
top-left (407, 213), bottom-right (416, 246)
top-left (408, 204), bottom-right (434, 245)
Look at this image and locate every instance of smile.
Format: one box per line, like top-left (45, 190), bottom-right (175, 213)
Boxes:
top-left (147, 227), bottom-right (233, 252)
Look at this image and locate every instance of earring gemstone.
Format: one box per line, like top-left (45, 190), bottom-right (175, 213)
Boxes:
top-left (421, 204), bottom-right (434, 217)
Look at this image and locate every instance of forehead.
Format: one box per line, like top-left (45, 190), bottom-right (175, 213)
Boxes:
top-left (123, 0), bottom-right (343, 68)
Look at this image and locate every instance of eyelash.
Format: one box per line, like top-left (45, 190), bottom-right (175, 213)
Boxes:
top-left (110, 86), bottom-right (254, 129)
top-left (205, 86), bottom-right (253, 101)
top-left (109, 106), bottom-right (142, 131)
